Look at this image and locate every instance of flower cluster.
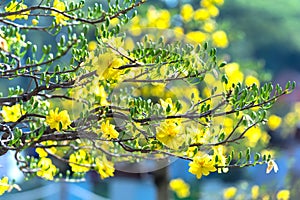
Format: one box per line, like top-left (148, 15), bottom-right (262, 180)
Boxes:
top-left (169, 178), bottom-right (190, 198)
top-left (156, 119), bottom-right (184, 150)
top-left (95, 156), bottom-right (115, 179)
top-left (1, 104), bottom-right (24, 122)
top-left (36, 157), bottom-right (57, 180)
top-left (101, 120), bottom-right (119, 140)
top-left (188, 152), bottom-right (217, 179)
top-left (69, 149), bottom-right (92, 173)
top-left (5, 1), bottom-right (30, 21)
top-left (51, 0), bottom-right (69, 25)
top-left (45, 108), bottom-right (71, 131)
top-left (0, 177), bottom-right (10, 195)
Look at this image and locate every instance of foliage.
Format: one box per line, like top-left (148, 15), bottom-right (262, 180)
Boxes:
top-left (0, 0), bottom-right (294, 196)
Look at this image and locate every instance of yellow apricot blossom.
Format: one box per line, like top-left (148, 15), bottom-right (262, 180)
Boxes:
top-left (194, 8), bottom-right (210, 21)
top-left (32, 19), bottom-right (39, 26)
top-left (169, 178), bottom-right (190, 198)
top-left (101, 120), bottom-right (119, 140)
top-left (156, 119), bottom-right (184, 149)
top-left (207, 5), bottom-right (219, 17)
top-left (95, 156), bottom-right (115, 179)
top-left (202, 21), bottom-right (216, 32)
top-left (155, 10), bottom-right (171, 29)
top-left (0, 177), bottom-right (10, 195)
top-left (159, 98), bottom-right (180, 115)
top-left (95, 53), bottom-right (125, 82)
top-left (37, 157), bottom-right (57, 180)
top-left (69, 149), bottom-right (92, 173)
top-left (267, 114), bottom-right (282, 131)
top-left (181, 4), bottom-right (194, 22)
top-left (223, 117), bottom-right (234, 135)
top-left (5, 1), bottom-right (30, 21)
top-left (212, 30), bottom-right (228, 48)
top-left (245, 75), bottom-right (260, 87)
top-left (251, 185), bottom-right (260, 199)
top-left (276, 189), bottom-right (290, 200)
top-left (188, 152), bottom-right (217, 179)
top-left (224, 63), bottom-right (244, 89)
top-left (244, 126), bottom-right (262, 147)
top-left (45, 108), bottom-right (71, 131)
top-left (51, 0), bottom-right (69, 25)
top-left (186, 31), bottom-right (207, 44)
top-left (173, 26), bottom-right (184, 39)
top-left (201, 0), bottom-right (213, 8)
top-left (2, 104), bottom-right (24, 122)
top-left (146, 7), bottom-right (171, 29)
top-left (36, 148), bottom-right (48, 158)
top-left (95, 85), bottom-right (109, 106)
top-left (223, 187), bottom-right (237, 200)
top-left (88, 41), bottom-right (97, 51)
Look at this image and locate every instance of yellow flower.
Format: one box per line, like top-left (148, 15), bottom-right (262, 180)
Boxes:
top-left (202, 21), bottom-right (216, 32)
top-left (251, 185), bottom-right (259, 199)
top-left (266, 159), bottom-right (279, 174)
top-left (95, 85), bottom-right (109, 106)
top-left (267, 115), bottom-right (282, 131)
top-left (0, 37), bottom-right (8, 52)
top-left (186, 31), bottom-right (207, 44)
top-left (101, 120), bottom-right (119, 140)
top-left (156, 119), bottom-right (184, 149)
top-left (88, 41), bottom-right (97, 51)
top-left (188, 152), bottom-right (217, 179)
top-left (156, 10), bottom-right (171, 29)
top-left (245, 75), bottom-right (260, 87)
top-left (223, 187), bottom-right (237, 200)
top-left (207, 5), bottom-right (219, 17)
top-left (194, 9), bottom-right (210, 21)
top-left (201, 0), bottom-right (213, 8)
top-left (223, 117), bottom-right (233, 135)
top-left (173, 26), bottom-right (184, 39)
top-left (146, 7), bottom-right (171, 29)
top-left (32, 19), bottom-right (39, 26)
top-left (95, 53), bottom-right (125, 82)
top-left (0, 177), bottom-right (10, 195)
top-left (37, 157), bottom-right (57, 180)
top-left (169, 178), bottom-right (190, 198)
top-left (5, 1), bottom-right (30, 21)
top-left (110, 18), bottom-right (120, 26)
top-left (188, 125), bottom-right (209, 145)
top-left (212, 30), bottom-right (228, 48)
top-left (36, 148), bottom-right (48, 158)
top-left (244, 126), bottom-right (261, 147)
top-left (45, 108), bottom-right (71, 131)
top-left (2, 104), bottom-right (24, 122)
top-left (276, 190), bottom-right (290, 200)
top-left (224, 63), bottom-right (244, 89)
top-left (95, 156), bottom-right (115, 179)
top-left (159, 98), bottom-right (180, 115)
top-left (181, 4), bottom-right (194, 22)
top-left (69, 149), bottom-right (92, 173)
top-left (51, 0), bottom-right (69, 25)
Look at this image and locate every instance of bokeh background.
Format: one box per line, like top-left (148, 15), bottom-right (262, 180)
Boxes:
top-left (1, 0), bottom-right (300, 199)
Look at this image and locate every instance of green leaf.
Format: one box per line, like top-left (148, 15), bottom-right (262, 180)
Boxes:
top-left (219, 61), bottom-right (227, 68)
top-left (254, 153), bottom-right (260, 162)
